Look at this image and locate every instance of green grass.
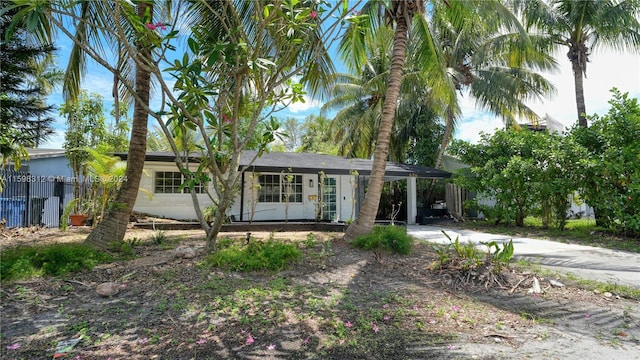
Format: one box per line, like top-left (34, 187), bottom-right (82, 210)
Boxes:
top-left (204, 238), bottom-right (301, 271)
top-left (0, 243), bottom-right (113, 281)
top-left (459, 217), bottom-right (640, 253)
top-left (352, 225), bottom-right (413, 254)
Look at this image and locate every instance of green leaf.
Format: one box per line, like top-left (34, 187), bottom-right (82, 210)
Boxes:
top-left (188, 37), bottom-right (199, 54)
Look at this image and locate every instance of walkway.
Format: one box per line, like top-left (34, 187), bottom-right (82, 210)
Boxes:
top-left (407, 225), bottom-right (640, 289)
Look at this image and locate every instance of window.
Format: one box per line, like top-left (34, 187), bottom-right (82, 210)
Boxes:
top-left (258, 174), bottom-right (303, 203)
top-left (155, 171), bottom-right (205, 194)
top-left (258, 174), bottom-right (280, 202)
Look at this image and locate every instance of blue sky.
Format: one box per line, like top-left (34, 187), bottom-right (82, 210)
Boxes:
top-left (41, 23), bottom-right (640, 150)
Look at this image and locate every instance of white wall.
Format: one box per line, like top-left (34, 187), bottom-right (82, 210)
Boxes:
top-left (134, 162), bottom-right (214, 220)
top-left (133, 165), bottom-right (362, 222)
top-left (237, 172), bottom-right (320, 222)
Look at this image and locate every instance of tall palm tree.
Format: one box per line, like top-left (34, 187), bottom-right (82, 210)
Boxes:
top-left (323, 32), bottom-right (390, 158)
top-left (341, 0), bottom-right (535, 240)
top-left (6, 0), bottom-right (161, 247)
top-left (431, 1), bottom-right (556, 169)
top-left (324, 26), bottom-right (445, 163)
top-left (342, 0), bottom-right (428, 240)
top-left (517, 0), bottom-right (640, 127)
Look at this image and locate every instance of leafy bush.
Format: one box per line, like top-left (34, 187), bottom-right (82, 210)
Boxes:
top-left (352, 226), bottom-right (413, 255)
top-left (430, 231), bottom-right (514, 273)
top-left (572, 89), bottom-right (640, 236)
top-left (206, 239), bottom-right (301, 271)
top-left (1, 243), bottom-right (112, 281)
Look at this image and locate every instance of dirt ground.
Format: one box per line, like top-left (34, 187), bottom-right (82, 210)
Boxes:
top-left (1, 227), bottom-right (639, 359)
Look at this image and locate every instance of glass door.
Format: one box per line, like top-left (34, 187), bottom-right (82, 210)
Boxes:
top-left (321, 177), bottom-right (337, 221)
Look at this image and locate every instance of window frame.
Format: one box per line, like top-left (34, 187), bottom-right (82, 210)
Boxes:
top-left (154, 171), bottom-right (205, 194)
top-left (257, 173), bottom-right (303, 203)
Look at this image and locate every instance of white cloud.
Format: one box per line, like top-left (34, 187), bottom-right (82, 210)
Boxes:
top-left (285, 95), bottom-right (323, 113)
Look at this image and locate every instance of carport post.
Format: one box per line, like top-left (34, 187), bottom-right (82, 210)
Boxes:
top-left (407, 175), bottom-right (417, 225)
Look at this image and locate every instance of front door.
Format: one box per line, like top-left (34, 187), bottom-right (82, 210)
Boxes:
top-left (321, 176), bottom-right (338, 221)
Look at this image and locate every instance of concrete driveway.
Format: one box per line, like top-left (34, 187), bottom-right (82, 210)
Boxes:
top-left (407, 225), bottom-right (640, 289)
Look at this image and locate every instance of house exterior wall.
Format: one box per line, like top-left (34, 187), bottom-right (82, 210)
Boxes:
top-left (133, 162), bottom-right (214, 220)
top-left (131, 163), bottom-right (362, 222)
top-left (25, 156), bottom-right (74, 178)
top-left (238, 172), bottom-right (321, 222)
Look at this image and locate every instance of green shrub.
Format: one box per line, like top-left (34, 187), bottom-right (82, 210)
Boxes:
top-left (352, 226), bottom-right (413, 255)
top-left (206, 239), bottom-right (301, 271)
top-left (1, 243), bottom-right (112, 281)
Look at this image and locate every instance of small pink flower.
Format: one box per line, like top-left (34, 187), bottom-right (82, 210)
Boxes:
top-left (246, 334), bottom-right (255, 345)
top-left (155, 22), bottom-right (167, 30)
top-left (196, 338), bottom-right (207, 344)
top-left (584, 314), bottom-right (591, 318)
top-left (382, 304), bottom-right (389, 309)
top-left (267, 343), bottom-right (276, 350)
top-left (412, 305), bottom-right (419, 311)
top-left (383, 316), bottom-right (390, 321)
top-left (451, 305), bottom-right (461, 312)
top-left (429, 320), bottom-right (437, 324)
top-left (309, 10), bottom-right (317, 19)
top-left (6, 343), bottom-right (20, 350)
top-left (222, 113), bottom-right (232, 123)
top-left (448, 345), bottom-right (457, 350)
top-left (344, 321), bottom-right (352, 328)
top-left (371, 323), bottom-right (379, 333)
top-left (145, 23), bottom-right (157, 30)
top-left (339, 339), bottom-right (345, 345)
top-left (302, 336), bottom-right (310, 345)
top-left (138, 337), bottom-right (149, 344)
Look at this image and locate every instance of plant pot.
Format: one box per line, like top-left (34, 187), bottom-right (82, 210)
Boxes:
top-left (69, 214), bottom-right (88, 226)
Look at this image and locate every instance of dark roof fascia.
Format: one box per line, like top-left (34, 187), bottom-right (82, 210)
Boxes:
top-left (115, 151), bottom-right (451, 179)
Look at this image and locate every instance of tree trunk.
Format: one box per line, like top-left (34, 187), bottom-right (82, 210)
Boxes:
top-left (344, 12), bottom-right (409, 241)
top-left (569, 49), bottom-right (588, 127)
top-left (85, 2), bottom-right (151, 249)
top-left (435, 106), bottom-right (455, 170)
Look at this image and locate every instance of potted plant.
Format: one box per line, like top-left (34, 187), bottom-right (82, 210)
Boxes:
top-left (61, 198), bottom-right (91, 229)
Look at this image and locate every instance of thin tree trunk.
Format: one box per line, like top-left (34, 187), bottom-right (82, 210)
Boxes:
top-left (85, 2), bottom-right (151, 248)
top-left (344, 12), bottom-right (409, 241)
top-left (435, 106), bottom-right (455, 170)
top-left (570, 55), bottom-right (588, 127)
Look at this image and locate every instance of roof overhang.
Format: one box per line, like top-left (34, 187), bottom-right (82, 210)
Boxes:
top-left (115, 151), bottom-right (451, 179)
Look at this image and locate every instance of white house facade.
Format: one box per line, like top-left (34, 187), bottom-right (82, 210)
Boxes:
top-left (120, 151), bottom-right (452, 224)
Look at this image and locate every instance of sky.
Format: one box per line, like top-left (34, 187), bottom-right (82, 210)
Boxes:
top-left (40, 21), bottom-right (640, 150)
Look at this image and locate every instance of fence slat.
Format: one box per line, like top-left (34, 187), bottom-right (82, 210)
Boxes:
top-left (1, 169), bottom-right (75, 228)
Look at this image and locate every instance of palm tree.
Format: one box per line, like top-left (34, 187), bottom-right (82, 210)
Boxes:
top-left (517, 0), bottom-right (640, 127)
top-left (325, 27), bottom-right (395, 159)
top-left (324, 26), bottom-right (445, 163)
top-left (341, 0), bottom-right (538, 240)
top-left (341, 0), bottom-right (428, 240)
top-left (431, 0), bottom-right (556, 169)
top-left (6, 0), bottom-right (162, 247)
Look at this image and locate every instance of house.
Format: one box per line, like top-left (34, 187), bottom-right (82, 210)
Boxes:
top-left (1, 149), bottom-right (75, 227)
top-left (116, 151), bottom-right (451, 224)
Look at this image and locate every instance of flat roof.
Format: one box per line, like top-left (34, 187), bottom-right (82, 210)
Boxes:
top-left (116, 151), bottom-right (451, 179)
top-left (25, 148), bottom-right (66, 159)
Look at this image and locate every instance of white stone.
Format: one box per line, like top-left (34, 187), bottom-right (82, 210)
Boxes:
top-left (96, 282), bottom-right (119, 297)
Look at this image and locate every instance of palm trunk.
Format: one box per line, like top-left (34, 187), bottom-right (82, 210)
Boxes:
top-left (435, 106), bottom-right (455, 170)
top-left (570, 54), bottom-right (588, 128)
top-left (344, 13), bottom-right (409, 241)
top-left (85, 2), bottom-right (151, 248)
